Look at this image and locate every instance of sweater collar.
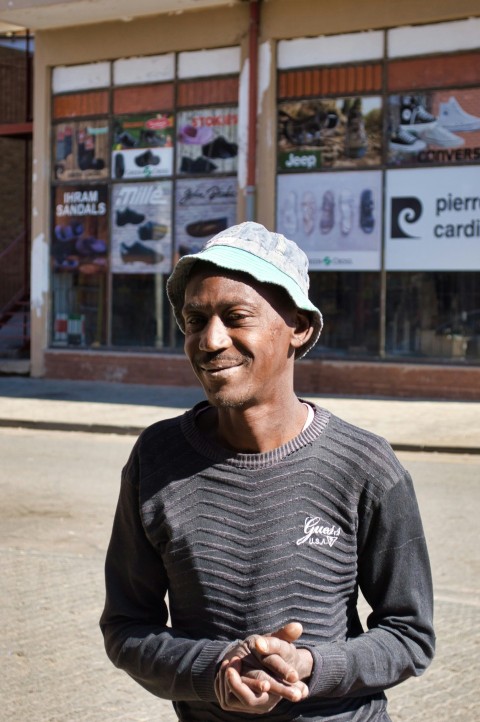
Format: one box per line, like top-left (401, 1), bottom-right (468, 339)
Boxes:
top-left (180, 400), bottom-right (330, 469)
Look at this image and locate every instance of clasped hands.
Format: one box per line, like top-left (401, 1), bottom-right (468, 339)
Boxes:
top-left (214, 622), bottom-right (313, 714)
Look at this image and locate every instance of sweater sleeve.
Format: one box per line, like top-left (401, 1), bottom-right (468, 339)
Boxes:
top-left (305, 469), bottom-right (435, 699)
top-left (99, 443), bottom-right (231, 701)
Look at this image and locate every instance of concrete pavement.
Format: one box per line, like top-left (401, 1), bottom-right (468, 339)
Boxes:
top-left (0, 376), bottom-right (478, 452)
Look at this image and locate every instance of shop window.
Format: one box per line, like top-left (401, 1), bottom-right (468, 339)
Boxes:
top-left (111, 275), bottom-right (170, 347)
top-left (50, 52), bottom-right (239, 351)
top-left (309, 272), bottom-right (380, 357)
top-left (386, 272), bottom-right (480, 361)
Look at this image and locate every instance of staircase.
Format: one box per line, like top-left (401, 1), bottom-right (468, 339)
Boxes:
top-left (0, 232), bottom-right (30, 363)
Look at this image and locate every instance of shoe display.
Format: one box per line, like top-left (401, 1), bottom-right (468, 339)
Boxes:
top-left (114, 153), bottom-right (125, 178)
top-left (359, 190), bottom-right (375, 234)
top-left (438, 97), bottom-right (480, 132)
top-left (54, 222), bottom-right (84, 242)
top-left (178, 241), bottom-right (204, 257)
top-left (116, 207), bottom-right (146, 226)
top-left (418, 124), bottom-right (464, 148)
top-left (75, 236), bottom-right (107, 256)
top-left (301, 191), bottom-right (316, 236)
top-left (180, 156), bottom-right (218, 173)
top-left (179, 125), bottom-right (215, 145)
top-left (139, 129), bottom-right (165, 147)
top-left (400, 96), bottom-right (436, 131)
top-left (116, 131), bottom-right (136, 148)
top-left (280, 108), bottom-right (338, 146)
top-left (120, 241), bottom-right (164, 265)
top-left (186, 218), bottom-right (228, 237)
top-left (201, 136), bottom-right (238, 159)
top-left (138, 221), bottom-right (168, 241)
top-left (389, 128), bottom-right (427, 153)
top-left (319, 191), bottom-right (335, 234)
top-left (281, 191), bottom-right (298, 236)
top-left (344, 99), bottom-right (368, 158)
top-left (134, 149), bottom-right (160, 167)
top-left (339, 190), bottom-right (354, 236)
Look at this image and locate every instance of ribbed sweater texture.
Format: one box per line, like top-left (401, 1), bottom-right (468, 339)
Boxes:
top-left (100, 401), bottom-right (435, 721)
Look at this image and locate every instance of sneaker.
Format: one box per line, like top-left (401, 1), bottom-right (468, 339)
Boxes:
top-left (339, 190), bottom-right (354, 236)
top-left (138, 221), bottom-right (168, 241)
top-left (418, 123), bottom-right (464, 148)
top-left (201, 136), bottom-right (238, 159)
top-left (319, 190), bottom-right (335, 234)
top-left (438, 96), bottom-right (480, 132)
top-left (344, 99), bottom-right (368, 158)
top-left (116, 207), bottom-right (145, 226)
top-left (180, 156), bottom-right (217, 173)
top-left (301, 191), bottom-right (316, 236)
top-left (134, 149), bottom-right (160, 167)
top-left (186, 218), bottom-right (228, 237)
top-left (116, 131), bottom-right (136, 148)
top-left (139, 129), bottom-right (165, 147)
top-left (114, 152), bottom-right (125, 178)
top-left (120, 241), bottom-right (164, 265)
top-left (359, 190), bottom-right (374, 234)
top-left (400, 96), bottom-right (436, 131)
top-left (390, 128), bottom-right (426, 153)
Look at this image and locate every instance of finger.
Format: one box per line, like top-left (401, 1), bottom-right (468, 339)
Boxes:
top-left (262, 676), bottom-right (307, 702)
top-left (270, 622), bottom-right (303, 642)
top-left (254, 649), bottom-right (299, 683)
top-left (226, 666), bottom-right (271, 707)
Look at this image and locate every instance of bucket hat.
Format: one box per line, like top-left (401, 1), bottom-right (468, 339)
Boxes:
top-left (167, 221), bottom-right (322, 359)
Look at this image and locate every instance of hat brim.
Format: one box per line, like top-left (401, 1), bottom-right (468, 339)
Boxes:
top-left (167, 244), bottom-right (323, 359)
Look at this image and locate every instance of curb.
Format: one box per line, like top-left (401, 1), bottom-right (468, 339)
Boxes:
top-left (1, 417), bottom-right (479, 455)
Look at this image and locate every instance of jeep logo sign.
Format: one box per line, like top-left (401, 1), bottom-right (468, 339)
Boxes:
top-left (279, 150), bottom-right (321, 171)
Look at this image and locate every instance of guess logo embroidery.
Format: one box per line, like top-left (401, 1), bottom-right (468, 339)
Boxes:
top-left (296, 516), bottom-right (341, 547)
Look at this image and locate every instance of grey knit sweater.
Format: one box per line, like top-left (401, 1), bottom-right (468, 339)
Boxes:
top-left (100, 401), bottom-right (435, 721)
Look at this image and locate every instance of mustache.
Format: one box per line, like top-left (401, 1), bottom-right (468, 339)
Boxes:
top-left (195, 352), bottom-right (249, 369)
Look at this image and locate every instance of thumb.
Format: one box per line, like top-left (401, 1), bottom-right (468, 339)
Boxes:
top-left (269, 622), bottom-right (303, 642)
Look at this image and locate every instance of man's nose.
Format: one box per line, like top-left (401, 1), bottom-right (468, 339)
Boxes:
top-left (198, 316), bottom-right (231, 351)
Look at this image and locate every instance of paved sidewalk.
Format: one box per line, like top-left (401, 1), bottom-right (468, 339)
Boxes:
top-left (0, 376), bottom-right (478, 452)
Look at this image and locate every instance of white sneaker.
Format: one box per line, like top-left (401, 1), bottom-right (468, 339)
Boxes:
top-left (339, 190), bottom-right (354, 236)
top-left (438, 97), bottom-right (480, 132)
top-left (418, 123), bottom-right (465, 148)
top-left (390, 128), bottom-right (426, 153)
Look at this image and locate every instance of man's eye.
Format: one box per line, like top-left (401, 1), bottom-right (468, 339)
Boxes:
top-left (185, 316), bottom-right (204, 327)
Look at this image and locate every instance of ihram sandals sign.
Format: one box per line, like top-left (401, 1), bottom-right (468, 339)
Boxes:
top-left (385, 166), bottom-right (480, 270)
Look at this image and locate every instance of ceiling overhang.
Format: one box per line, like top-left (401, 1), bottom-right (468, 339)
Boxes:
top-left (0, 0), bottom-right (242, 32)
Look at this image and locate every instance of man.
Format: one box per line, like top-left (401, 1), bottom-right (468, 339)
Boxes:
top-left (100, 221), bottom-right (435, 721)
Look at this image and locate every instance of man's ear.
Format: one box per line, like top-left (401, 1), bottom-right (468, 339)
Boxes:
top-left (290, 310), bottom-right (314, 352)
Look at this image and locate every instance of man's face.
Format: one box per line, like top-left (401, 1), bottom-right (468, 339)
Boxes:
top-left (182, 266), bottom-right (300, 408)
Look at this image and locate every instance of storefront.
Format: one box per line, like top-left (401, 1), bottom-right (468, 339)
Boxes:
top-left (1, 0), bottom-right (479, 398)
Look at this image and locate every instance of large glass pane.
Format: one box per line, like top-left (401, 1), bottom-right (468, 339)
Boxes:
top-left (111, 274), bottom-right (170, 348)
top-left (51, 272), bottom-right (107, 347)
top-left (386, 272), bottom-right (480, 361)
top-left (308, 271), bottom-right (380, 357)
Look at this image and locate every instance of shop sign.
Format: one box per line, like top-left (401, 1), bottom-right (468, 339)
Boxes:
top-left (174, 178), bottom-right (237, 259)
top-left (176, 107), bottom-right (238, 175)
top-left (278, 97), bottom-right (382, 171)
top-left (385, 166), bottom-right (480, 270)
top-left (387, 88), bottom-right (480, 167)
top-left (53, 120), bottom-right (109, 181)
top-left (52, 185), bottom-right (108, 275)
top-left (111, 181), bottom-right (173, 274)
top-left (112, 113), bottom-right (174, 179)
top-left (276, 170), bottom-right (382, 271)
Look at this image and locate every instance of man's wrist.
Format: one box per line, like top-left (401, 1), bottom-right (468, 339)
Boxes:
top-left (296, 648), bottom-right (314, 681)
